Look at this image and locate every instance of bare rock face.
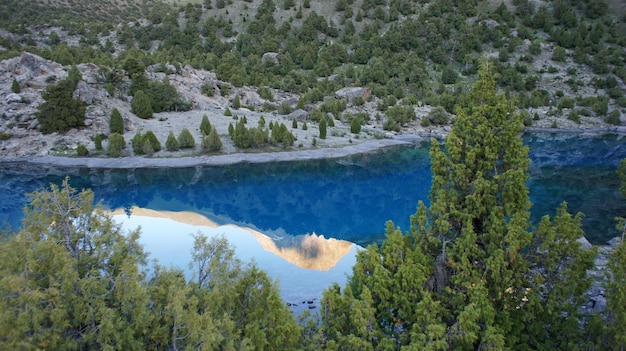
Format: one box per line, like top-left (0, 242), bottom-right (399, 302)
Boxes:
top-left (335, 87), bottom-right (369, 101)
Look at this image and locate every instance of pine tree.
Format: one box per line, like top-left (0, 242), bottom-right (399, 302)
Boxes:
top-left (143, 130), bottom-right (161, 152)
top-left (319, 116), bottom-right (327, 139)
top-left (37, 66), bottom-right (86, 134)
top-left (321, 61), bottom-right (595, 349)
top-left (200, 114), bottom-right (212, 135)
top-left (109, 108), bottom-right (124, 134)
top-left (166, 131), bottom-right (179, 151)
top-left (177, 128), bottom-right (195, 149)
top-left (203, 127), bottom-right (222, 152)
top-left (132, 90), bottom-right (153, 119)
top-left (11, 77), bottom-right (20, 93)
top-left (107, 133), bottom-right (125, 157)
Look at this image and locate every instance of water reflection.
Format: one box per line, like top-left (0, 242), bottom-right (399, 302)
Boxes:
top-left (110, 207), bottom-right (359, 312)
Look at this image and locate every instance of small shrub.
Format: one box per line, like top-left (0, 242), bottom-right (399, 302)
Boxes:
top-left (319, 117), bottom-right (327, 139)
top-left (107, 133), bottom-right (125, 157)
top-left (76, 144), bottom-right (89, 156)
top-left (11, 78), bottom-right (20, 93)
top-left (203, 128), bottom-right (223, 152)
top-left (350, 118), bottom-right (362, 134)
top-left (292, 118), bottom-right (298, 129)
top-left (109, 108), bottom-right (124, 134)
top-left (302, 121), bottom-right (308, 130)
top-left (166, 131), bottom-right (179, 151)
top-left (200, 114), bottom-right (212, 135)
top-left (178, 128), bottom-right (195, 149)
top-left (605, 110), bottom-right (622, 125)
top-left (428, 106), bottom-right (449, 125)
top-left (131, 90), bottom-right (153, 119)
top-left (224, 107), bottom-right (232, 116)
top-left (278, 101), bottom-right (292, 115)
top-left (143, 131), bottom-right (161, 152)
top-left (94, 134), bottom-right (103, 150)
top-left (567, 110), bottom-right (581, 124)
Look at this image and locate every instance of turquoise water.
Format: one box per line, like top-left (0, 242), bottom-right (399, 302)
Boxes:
top-left (1, 133), bottom-right (625, 245)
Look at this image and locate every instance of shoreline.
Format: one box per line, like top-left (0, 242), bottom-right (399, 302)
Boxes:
top-left (0, 137), bottom-right (418, 169)
top-left (1, 127), bottom-right (624, 169)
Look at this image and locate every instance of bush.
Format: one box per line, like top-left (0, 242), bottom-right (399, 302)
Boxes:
top-left (441, 66), bottom-right (458, 84)
top-left (107, 133), bottom-right (125, 157)
top-left (558, 96), bottom-right (575, 109)
top-left (200, 114), bottom-right (212, 135)
top-left (292, 118), bottom-right (298, 129)
top-left (319, 117), bottom-right (327, 139)
top-left (278, 101), bottom-right (292, 115)
top-left (131, 133), bottom-right (145, 154)
top-left (203, 128), bottom-right (222, 152)
top-left (428, 106), bottom-right (449, 125)
top-left (109, 108), bottom-right (124, 134)
top-left (552, 46), bottom-right (567, 62)
top-left (224, 108), bottom-right (232, 116)
top-left (76, 144), bottom-right (89, 156)
top-left (568, 110), bottom-right (581, 124)
top-left (11, 78), bottom-right (20, 93)
top-left (178, 128), bottom-right (195, 149)
top-left (131, 90), bottom-right (153, 119)
top-left (166, 131), bottom-right (179, 151)
top-left (350, 118), bottom-right (362, 134)
top-left (143, 131), bottom-right (161, 152)
top-left (94, 134), bottom-right (103, 150)
top-left (605, 110), bottom-right (622, 125)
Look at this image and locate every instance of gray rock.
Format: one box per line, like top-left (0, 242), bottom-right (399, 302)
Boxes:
top-left (335, 87), bottom-right (369, 100)
top-left (262, 52), bottom-right (279, 64)
top-left (577, 237), bottom-right (593, 250)
top-left (73, 81), bottom-right (95, 104)
top-left (28, 119), bottom-right (39, 130)
top-left (288, 109), bottom-right (308, 121)
top-left (6, 93), bottom-right (22, 103)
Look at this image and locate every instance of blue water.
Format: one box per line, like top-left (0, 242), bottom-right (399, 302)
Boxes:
top-left (1, 133), bottom-right (625, 245)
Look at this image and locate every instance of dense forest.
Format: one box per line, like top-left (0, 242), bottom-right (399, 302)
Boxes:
top-left (1, 0), bottom-right (626, 349)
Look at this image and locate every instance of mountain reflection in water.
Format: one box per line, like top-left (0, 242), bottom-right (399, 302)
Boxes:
top-left (110, 207), bottom-right (359, 312)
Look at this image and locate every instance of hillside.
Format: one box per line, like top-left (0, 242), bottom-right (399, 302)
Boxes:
top-left (0, 0), bottom-right (625, 157)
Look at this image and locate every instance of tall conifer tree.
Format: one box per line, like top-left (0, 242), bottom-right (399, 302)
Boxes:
top-left (322, 61), bottom-right (595, 350)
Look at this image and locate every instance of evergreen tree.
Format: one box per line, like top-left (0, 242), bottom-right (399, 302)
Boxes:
top-left (109, 108), bottom-right (124, 134)
top-left (200, 114), bottom-right (212, 135)
top-left (166, 131), bottom-right (179, 151)
top-left (319, 116), bottom-right (327, 139)
top-left (202, 127), bottom-right (223, 152)
top-left (107, 133), bottom-right (125, 157)
top-left (177, 128), bottom-right (196, 149)
top-left (37, 66), bottom-right (86, 134)
top-left (94, 134), bottom-right (103, 150)
top-left (132, 90), bottom-right (154, 119)
top-left (11, 77), bottom-right (20, 93)
top-left (321, 62), bottom-right (595, 349)
top-left (0, 180), bottom-right (149, 349)
top-left (143, 130), bottom-right (162, 152)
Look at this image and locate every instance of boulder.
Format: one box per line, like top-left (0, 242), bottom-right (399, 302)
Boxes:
top-left (73, 81), bottom-right (95, 104)
top-left (262, 52), bottom-right (279, 65)
top-left (335, 87), bottom-right (369, 100)
top-left (5, 93), bottom-right (22, 103)
top-left (288, 109), bottom-right (308, 121)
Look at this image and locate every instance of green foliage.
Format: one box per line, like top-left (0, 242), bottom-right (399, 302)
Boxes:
top-left (224, 107), bottom-right (232, 116)
top-left (94, 134), bottom-right (104, 151)
top-left (36, 66), bottom-right (86, 134)
top-left (320, 63), bottom-right (595, 349)
top-left (11, 77), bottom-right (20, 93)
top-left (0, 181), bottom-right (302, 350)
top-left (177, 128), bottom-right (196, 149)
top-left (278, 101), bottom-right (293, 115)
top-left (131, 90), bottom-right (154, 119)
top-left (202, 127), bottom-right (222, 152)
top-left (552, 46), bottom-right (567, 62)
top-left (319, 116), bottom-right (327, 139)
top-left (292, 118), bottom-right (298, 128)
top-left (143, 130), bottom-right (162, 153)
top-left (606, 238), bottom-right (626, 348)
top-left (109, 108), bottom-right (124, 134)
top-left (350, 117), bottom-right (362, 134)
top-left (233, 94), bottom-right (241, 109)
top-left (200, 114), bottom-right (212, 135)
top-left (76, 143), bottom-right (88, 156)
top-left (605, 110), bottom-right (622, 125)
top-left (441, 66), bottom-right (457, 84)
top-left (107, 132), bottom-right (125, 157)
top-left (427, 106), bottom-right (450, 125)
top-left (165, 131), bottom-right (179, 151)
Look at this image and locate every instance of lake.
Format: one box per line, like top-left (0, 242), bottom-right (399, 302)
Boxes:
top-left (1, 132), bottom-right (625, 309)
